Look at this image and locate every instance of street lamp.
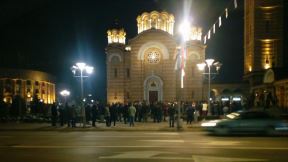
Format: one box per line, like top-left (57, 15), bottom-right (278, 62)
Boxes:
top-left (197, 59), bottom-right (222, 116)
top-left (71, 62), bottom-right (94, 127)
top-left (60, 89), bottom-right (70, 103)
top-left (173, 20), bottom-right (192, 130)
top-left (179, 19), bottom-right (191, 42)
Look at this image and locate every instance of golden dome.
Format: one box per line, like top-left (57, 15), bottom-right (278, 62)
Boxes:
top-left (136, 11), bottom-right (175, 35)
top-left (107, 28), bottom-right (126, 44)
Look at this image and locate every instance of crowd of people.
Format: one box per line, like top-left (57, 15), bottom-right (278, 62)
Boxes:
top-left (50, 100), bottom-right (244, 127)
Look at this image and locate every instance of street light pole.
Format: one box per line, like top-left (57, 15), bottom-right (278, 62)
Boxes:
top-left (197, 59), bottom-right (221, 116)
top-left (208, 64), bottom-right (211, 116)
top-left (71, 62), bottom-right (93, 128)
top-left (176, 19), bottom-right (191, 130)
top-left (80, 68), bottom-right (86, 128)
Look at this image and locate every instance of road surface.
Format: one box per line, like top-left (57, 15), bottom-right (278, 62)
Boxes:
top-left (0, 131), bottom-right (288, 162)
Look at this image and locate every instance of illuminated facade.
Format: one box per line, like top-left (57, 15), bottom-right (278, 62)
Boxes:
top-left (244, 0), bottom-right (288, 109)
top-left (136, 11), bottom-right (174, 35)
top-left (0, 68), bottom-right (56, 104)
top-left (106, 11), bottom-right (205, 104)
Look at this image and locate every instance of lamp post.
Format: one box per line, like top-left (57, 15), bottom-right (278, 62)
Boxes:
top-left (174, 19), bottom-right (191, 130)
top-left (197, 59), bottom-right (222, 116)
top-left (60, 89), bottom-right (70, 103)
top-left (71, 62), bottom-right (93, 128)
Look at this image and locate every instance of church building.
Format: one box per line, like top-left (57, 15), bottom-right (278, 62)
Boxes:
top-left (106, 11), bottom-right (206, 104)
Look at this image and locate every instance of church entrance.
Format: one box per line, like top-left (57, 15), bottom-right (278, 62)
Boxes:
top-left (144, 75), bottom-right (163, 103)
top-left (149, 91), bottom-right (158, 104)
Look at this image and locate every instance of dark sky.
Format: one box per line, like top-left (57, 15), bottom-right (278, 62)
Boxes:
top-left (0, 0), bottom-right (244, 101)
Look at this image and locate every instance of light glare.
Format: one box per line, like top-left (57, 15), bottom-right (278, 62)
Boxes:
top-left (201, 122), bottom-right (217, 127)
top-left (197, 63), bottom-right (206, 71)
top-left (205, 59), bottom-right (215, 66)
top-left (179, 20), bottom-right (191, 40)
top-left (60, 90), bottom-right (70, 97)
top-left (86, 66), bottom-right (94, 74)
top-left (76, 62), bottom-right (86, 70)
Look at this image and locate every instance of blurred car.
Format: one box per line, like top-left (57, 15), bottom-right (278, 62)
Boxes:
top-left (201, 110), bottom-right (288, 135)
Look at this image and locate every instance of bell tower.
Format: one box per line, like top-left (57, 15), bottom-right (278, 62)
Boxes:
top-left (106, 27), bottom-right (129, 104)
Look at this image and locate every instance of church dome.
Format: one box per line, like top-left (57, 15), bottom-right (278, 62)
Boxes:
top-left (136, 11), bottom-right (175, 35)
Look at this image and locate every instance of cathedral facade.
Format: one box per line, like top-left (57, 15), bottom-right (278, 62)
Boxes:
top-left (106, 11), bottom-right (205, 104)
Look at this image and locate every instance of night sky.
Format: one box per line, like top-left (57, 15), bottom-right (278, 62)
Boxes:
top-left (0, 0), bottom-right (244, 101)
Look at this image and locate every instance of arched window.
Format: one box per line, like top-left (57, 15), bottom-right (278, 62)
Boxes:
top-left (109, 53), bottom-right (122, 64)
top-left (111, 56), bottom-right (121, 64)
top-left (114, 69), bottom-right (118, 78)
top-left (189, 52), bottom-right (201, 60)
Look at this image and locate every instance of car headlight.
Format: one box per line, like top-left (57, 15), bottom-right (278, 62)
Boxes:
top-left (201, 122), bottom-right (217, 127)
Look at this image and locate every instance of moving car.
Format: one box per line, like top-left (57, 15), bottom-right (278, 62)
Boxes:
top-left (201, 110), bottom-right (288, 135)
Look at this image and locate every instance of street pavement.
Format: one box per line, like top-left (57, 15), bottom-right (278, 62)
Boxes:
top-left (0, 120), bottom-right (202, 132)
top-left (1, 131), bottom-right (288, 162)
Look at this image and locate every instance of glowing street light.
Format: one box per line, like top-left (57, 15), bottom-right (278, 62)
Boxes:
top-left (179, 20), bottom-right (191, 42)
top-left (60, 89), bottom-right (70, 103)
top-left (197, 59), bottom-right (222, 116)
top-left (71, 62), bottom-right (94, 128)
top-left (175, 19), bottom-right (193, 130)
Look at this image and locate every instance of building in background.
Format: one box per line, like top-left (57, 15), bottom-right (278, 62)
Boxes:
top-left (0, 68), bottom-right (56, 105)
top-left (244, 0), bottom-right (288, 109)
top-left (106, 11), bottom-right (206, 104)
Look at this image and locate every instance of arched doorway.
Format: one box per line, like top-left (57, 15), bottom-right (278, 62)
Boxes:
top-left (144, 75), bottom-right (163, 104)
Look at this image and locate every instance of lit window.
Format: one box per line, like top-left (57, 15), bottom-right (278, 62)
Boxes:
top-left (147, 51), bottom-right (160, 64)
top-left (27, 80), bottom-right (31, 85)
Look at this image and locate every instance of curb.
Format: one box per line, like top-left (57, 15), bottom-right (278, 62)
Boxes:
top-left (0, 126), bottom-right (202, 132)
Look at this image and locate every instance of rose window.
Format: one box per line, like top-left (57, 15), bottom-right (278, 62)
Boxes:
top-left (147, 51), bottom-right (160, 64)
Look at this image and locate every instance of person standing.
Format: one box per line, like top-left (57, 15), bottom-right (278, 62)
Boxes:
top-left (85, 104), bottom-right (91, 124)
top-left (91, 103), bottom-right (98, 127)
top-left (128, 103), bottom-right (136, 127)
top-left (202, 101), bottom-right (208, 117)
top-left (186, 103), bottom-right (194, 125)
top-left (58, 103), bottom-right (65, 126)
top-left (142, 102), bottom-right (149, 122)
top-left (193, 102), bottom-right (199, 122)
top-left (168, 103), bottom-right (176, 127)
top-left (122, 103), bottom-right (129, 124)
top-left (163, 103), bottom-right (168, 122)
top-left (68, 105), bottom-right (76, 128)
top-left (51, 103), bottom-right (58, 127)
top-left (110, 103), bottom-right (118, 126)
top-left (104, 104), bottom-right (111, 127)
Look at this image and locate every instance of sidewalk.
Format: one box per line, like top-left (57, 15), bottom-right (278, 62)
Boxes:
top-left (0, 120), bottom-right (202, 132)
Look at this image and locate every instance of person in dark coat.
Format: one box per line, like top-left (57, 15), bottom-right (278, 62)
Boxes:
top-left (110, 103), bottom-right (118, 126)
top-left (85, 104), bottom-right (91, 124)
top-left (168, 103), bottom-right (176, 127)
top-left (122, 103), bottom-right (129, 124)
top-left (58, 104), bottom-right (65, 126)
top-left (68, 105), bottom-right (76, 128)
top-left (186, 103), bottom-right (195, 125)
top-left (51, 103), bottom-right (58, 126)
top-left (91, 103), bottom-right (98, 127)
